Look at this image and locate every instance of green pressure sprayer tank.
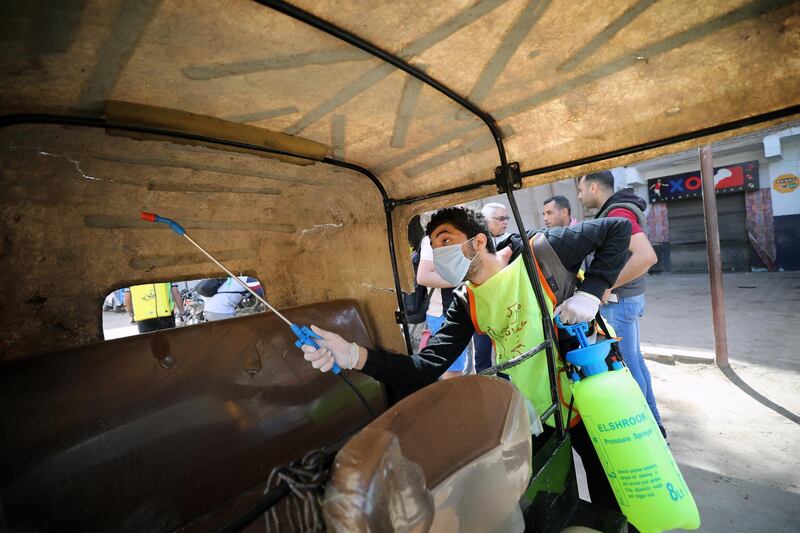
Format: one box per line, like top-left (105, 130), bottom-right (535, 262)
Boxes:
top-left (557, 318), bottom-right (700, 533)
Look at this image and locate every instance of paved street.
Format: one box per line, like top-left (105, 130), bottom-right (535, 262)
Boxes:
top-left (639, 272), bottom-right (800, 532)
top-left (102, 310), bottom-right (139, 339)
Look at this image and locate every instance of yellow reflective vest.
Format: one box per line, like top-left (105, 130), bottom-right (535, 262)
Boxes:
top-left (129, 283), bottom-right (174, 321)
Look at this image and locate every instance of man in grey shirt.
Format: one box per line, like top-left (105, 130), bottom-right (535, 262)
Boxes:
top-left (579, 170), bottom-right (666, 439)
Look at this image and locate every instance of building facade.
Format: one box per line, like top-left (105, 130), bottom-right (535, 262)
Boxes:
top-left (615, 123), bottom-right (800, 273)
top-left (458, 123), bottom-right (799, 274)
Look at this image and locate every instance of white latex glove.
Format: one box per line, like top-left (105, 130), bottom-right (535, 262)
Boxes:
top-left (554, 291), bottom-right (601, 324)
top-left (299, 325), bottom-right (360, 372)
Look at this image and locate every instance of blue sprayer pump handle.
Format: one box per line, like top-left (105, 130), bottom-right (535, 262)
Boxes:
top-left (141, 212), bottom-right (186, 236)
top-left (291, 324), bottom-right (342, 375)
top-left (554, 316), bottom-right (591, 347)
top-left (554, 316), bottom-right (618, 378)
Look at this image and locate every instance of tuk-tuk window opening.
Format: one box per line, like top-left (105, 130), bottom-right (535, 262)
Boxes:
top-left (102, 277), bottom-right (266, 340)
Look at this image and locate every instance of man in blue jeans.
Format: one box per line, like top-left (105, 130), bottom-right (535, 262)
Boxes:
top-left (579, 170), bottom-right (666, 438)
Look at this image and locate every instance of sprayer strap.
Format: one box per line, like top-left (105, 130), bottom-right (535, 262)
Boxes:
top-left (594, 313), bottom-right (623, 361)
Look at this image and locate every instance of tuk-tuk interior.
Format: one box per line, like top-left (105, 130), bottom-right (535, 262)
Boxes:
top-left (1, 0), bottom-right (798, 531)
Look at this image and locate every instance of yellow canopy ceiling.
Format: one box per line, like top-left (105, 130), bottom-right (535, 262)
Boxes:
top-left (2, 0), bottom-right (799, 199)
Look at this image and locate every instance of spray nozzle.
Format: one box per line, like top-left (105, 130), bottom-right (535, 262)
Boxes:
top-left (141, 211), bottom-right (185, 236)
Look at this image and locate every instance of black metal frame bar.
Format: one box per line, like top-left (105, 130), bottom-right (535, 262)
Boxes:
top-left (254, 0), bottom-right (509, 169)
top-left (391, 104), bottom-right (800, 207)
top-left (502, 185), bottom-right (564, 433)
top-left (0, 113), bottom-right (414, 354)
top-left (519, 104), bottom-right (800, 179)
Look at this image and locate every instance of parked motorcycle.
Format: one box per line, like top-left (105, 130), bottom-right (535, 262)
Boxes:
top-left (180, 289), bottom-right (206, 326)
top-left (235, 293), bottom-right (267, 316)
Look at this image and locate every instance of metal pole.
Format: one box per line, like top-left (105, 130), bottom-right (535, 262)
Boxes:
top-left (504, 189), bottom-right (564, 436)
top-left (256, 0), bottom-right (509, 168)
top-left (699, 145), bottom-right (729, 367)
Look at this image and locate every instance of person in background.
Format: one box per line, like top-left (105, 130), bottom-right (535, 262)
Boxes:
top-left (578, 170), bottom-right (665, 438)
top-left (203, 276), bottom-right (263, 321)
top-left (405, 215), bottom-right (429, 352)
top-left (542, 195), bottom-right (574, 228)
top-left (477, 202), bottom-right (515, 371)
top-left (481, 202), bottom-right (511, 244)
top-left (124, 282), bottom-right (184, 333)
top-left (417, 232), bottom-right (472, 378)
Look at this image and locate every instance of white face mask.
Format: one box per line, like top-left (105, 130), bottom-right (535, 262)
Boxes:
top-left (432, 237), bottom-right (478, 285)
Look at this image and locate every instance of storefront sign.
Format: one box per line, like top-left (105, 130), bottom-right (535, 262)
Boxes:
top-left (773, 174), bottom-right (799, 194)
top-left (648, 161), bottom-right (758, 203)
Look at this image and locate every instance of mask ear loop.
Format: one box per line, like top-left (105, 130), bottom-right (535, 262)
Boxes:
top-left (459, 237), bottom-right (481, 283)
top-left (461, 236), bottom-right (479, 262)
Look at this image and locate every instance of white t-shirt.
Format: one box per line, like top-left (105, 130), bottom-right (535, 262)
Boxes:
top-left (202, 277), bottom-right (248, 315)
top-left (420, 237), bottom-right (443, 317)
top-left (493, 232), bottom-right (511, 245)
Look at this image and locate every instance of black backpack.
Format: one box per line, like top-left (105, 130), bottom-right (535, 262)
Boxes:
top-left (194, 278), bottom-right (226, 297)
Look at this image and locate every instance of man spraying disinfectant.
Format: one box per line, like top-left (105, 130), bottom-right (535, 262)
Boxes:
top-left (301, 207), bottom-right (699, 530)
top-left (300, 206), bottom-right (635, 515)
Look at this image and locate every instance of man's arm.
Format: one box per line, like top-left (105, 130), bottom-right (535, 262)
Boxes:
top-left (612, 232), bottom-right (657, 288)
top-left (361, 291), bottom-right (475, 399)
top-left (543, 218), bottom-right (632, 299)
top-left (171, 286), bottom-right (184, 314)
top-left (417, 259), bottom-right (454, 288)
top-left (304, 291), bottom-right (475, 400)
top-left (416, 236), bottom-right (454, 289)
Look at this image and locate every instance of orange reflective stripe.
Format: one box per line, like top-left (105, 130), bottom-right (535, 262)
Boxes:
top-left (528, 236), bottom-right (557, 308)
top-left (557, 368), bottom-right (582, 428)
top-left (466, 285), bottom-right (485, 335)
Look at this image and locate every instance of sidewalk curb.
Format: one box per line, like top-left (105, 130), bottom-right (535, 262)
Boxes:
top-left (641, 344), bottom-right (715, 365)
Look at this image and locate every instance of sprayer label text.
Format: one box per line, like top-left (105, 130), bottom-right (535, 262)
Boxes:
top-left (597, 412), bottom-right (649, 432)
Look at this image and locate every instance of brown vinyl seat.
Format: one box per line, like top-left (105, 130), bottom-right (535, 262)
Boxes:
top-left (0, 299), bottom-right (385, 532)
top-left (324, 375), bottom-right (532, 532)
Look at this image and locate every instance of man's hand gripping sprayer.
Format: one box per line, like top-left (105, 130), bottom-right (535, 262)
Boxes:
top-left (140, 212), bottom-right (341, 374)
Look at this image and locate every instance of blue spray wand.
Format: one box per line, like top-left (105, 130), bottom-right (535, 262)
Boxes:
top-left (141, 212), bottom-right (341, 374)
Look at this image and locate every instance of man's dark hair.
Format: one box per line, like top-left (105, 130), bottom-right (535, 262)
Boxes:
top-left (407, 214), bottom-right (425, 253)
top-left (425, 206), bottom-right (496, 253)
top-left (543, 195), bottom-right (571, 215)
top-left (582, 170), bottom-right (615, 192)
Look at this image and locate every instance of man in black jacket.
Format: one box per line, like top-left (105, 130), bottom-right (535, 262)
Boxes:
top-left (300, 206), bottom-right (631, 511)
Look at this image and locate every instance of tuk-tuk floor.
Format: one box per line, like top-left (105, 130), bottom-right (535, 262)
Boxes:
top-left (638, 272), bottom-right (799, 532)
